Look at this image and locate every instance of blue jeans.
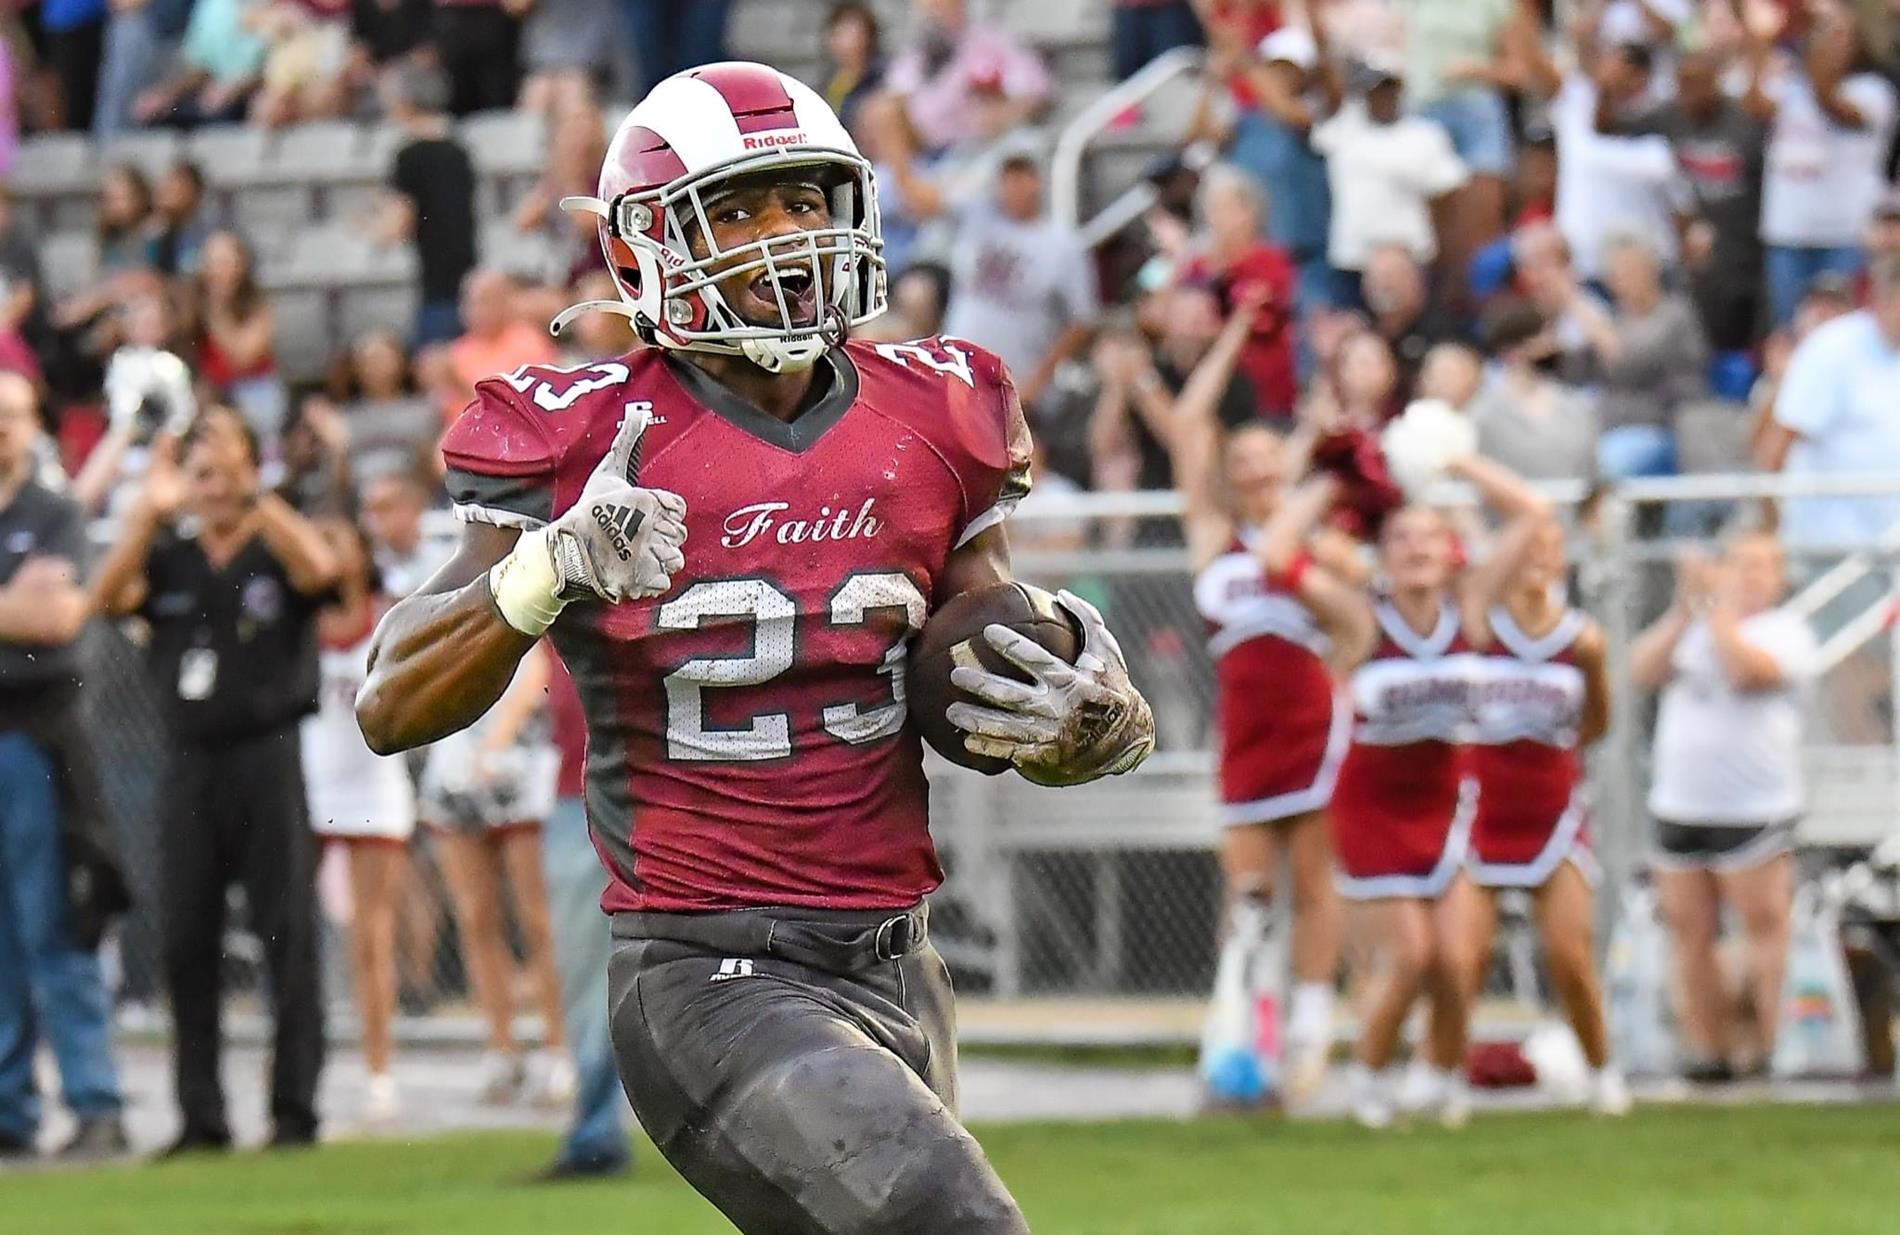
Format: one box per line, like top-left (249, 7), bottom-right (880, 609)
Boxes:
top-left (93, 10), bottom-right (173, 141)
top-left (1226, 108), bottom-right (1331, 263)
top-left (1764, 244), bottom-right (1864, 328)
top-left (413, 298), bottom-right (462, 348)
top-left (619, 0), bottom-right (731, 98)
top-left (1417, 89), bottom-right (1515, 177)
top-left (1597, 423), bottom-right (1676, 480)
top-left (0, 732), bottom-right (122, 1141)
top-left (542, 796), bottom-right (629, 1168)
top-left (1110, 1), bottom-right (1203, 81)
top-left (1599, 424), bottom-right (1719, 536)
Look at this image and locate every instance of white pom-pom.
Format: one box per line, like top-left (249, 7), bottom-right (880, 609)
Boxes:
top-left (1380, 399), bottom-right (1477, 500)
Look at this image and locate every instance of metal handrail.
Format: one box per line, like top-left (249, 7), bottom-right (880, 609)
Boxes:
top-left (1049, 46), bottom-right (1205, 244)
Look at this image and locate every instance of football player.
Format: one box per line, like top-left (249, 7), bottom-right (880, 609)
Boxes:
top-left (356, 63), bottom-right (1153, 1234)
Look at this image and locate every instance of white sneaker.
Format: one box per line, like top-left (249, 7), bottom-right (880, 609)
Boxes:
top-left (528, 1050), bottom-right (578, 1108)
top-left (1281, 1036), bottom-right (1330, 1112)
top-left (1396, 1060), bottom-right (1444, 1116)
top-left (1436, 1077), bottom-right (1471, 1130)
top-left (364, 1072), bottom-right (400, 1123)
top-left (1348, 1066), bottom-right (1395, 1130)
top-left (1590, 1068), bottom-right (1633, 1117)
top-left (476, 1051), bottom-right (524, 1105)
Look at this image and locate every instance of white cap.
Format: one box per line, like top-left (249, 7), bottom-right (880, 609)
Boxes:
top-left (1361, 47), bottom-right (1405, 81)
top-left (1258, 27), bottom-right (1318, 71)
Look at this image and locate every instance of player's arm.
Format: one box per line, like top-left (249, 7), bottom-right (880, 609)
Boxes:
top-left (933, 362), bottom-right (1155, 785)
top-left (355, 524), bottom-right (536, 754)
top-left (357, 401), bottom-right (686, 755)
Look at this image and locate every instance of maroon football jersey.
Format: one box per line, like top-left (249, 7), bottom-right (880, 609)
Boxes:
top-left (442, 338), bottom-right (1032, 912)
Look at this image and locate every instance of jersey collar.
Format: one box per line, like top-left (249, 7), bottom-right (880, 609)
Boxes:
top-left (662, 347), bottom-right (859, 454)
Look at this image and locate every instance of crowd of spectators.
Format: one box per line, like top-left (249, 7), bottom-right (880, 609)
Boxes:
top-left (3, 0), bottom-right (1890, 548)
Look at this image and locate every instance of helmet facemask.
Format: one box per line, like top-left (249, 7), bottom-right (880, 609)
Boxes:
top-left (554, 150), bottom-right (887, 374)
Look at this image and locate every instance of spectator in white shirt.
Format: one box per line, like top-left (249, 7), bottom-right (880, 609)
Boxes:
top-left (1632, 533), bottom-right (1815, 1083)
top-left (1310, 52), bottom-right (1468, 288)
top-left (1755, 5), bottom-right (1899, 326)
top-left (1523, 33), bottom-right (1686, 280)
top-left (1757, 254), bottom-right (1900, 549)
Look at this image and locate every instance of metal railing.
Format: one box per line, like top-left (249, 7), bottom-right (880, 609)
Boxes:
top-left (1049, 46), bottom-right (1206, 248)
top-left (85, 472), bottom-right (1900, 1041)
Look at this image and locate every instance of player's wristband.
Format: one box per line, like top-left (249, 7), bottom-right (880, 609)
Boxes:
top-left (1267, 549), bottom-right (1312, 594)
top-left (487, 526), bottom-right (568, 637)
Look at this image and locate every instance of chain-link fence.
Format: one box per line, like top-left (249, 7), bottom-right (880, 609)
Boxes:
top-left (79, 478), bottom-right (1900, 1045)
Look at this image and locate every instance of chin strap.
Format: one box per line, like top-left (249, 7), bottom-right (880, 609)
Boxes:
top-left (560, 194), bottom-right (610, 222)
top-left (548, 297), bottom-right (644, 338)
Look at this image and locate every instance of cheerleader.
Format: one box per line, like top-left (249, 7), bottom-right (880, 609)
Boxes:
top-left (301, 515), bottom-right (416, 1121)
top-left (1462, 516), bottom-right (1629, 1115)
top-left (418, 641), bottom-right (575, 1107)
top-left (1332, 453), bottom-right (1549, 1129)
top-left (1172, 292), bottom-right (1376, 1105)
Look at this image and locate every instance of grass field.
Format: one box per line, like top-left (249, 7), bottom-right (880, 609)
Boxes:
top-left (10, 1104), bottom-right (1900, 1234)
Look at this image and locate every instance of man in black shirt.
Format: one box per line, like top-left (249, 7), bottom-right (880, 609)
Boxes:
top-left (91, 409), bottom-right (339, 1155)
top-left (0, 375), bottom-right (129, 1160)
top-left (377, 63), bottom-right (477, 346)
top-left (1598, 45), bottom-right (1769, 351)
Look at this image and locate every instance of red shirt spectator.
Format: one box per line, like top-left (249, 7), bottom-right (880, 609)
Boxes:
top-left (1180, 164), bottom-right (1297, 419)
top-left (1201, 0), bottom-right (1279, 108)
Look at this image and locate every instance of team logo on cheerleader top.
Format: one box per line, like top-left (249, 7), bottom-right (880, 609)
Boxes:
top-left (721, 498), bottom-right (883, 549)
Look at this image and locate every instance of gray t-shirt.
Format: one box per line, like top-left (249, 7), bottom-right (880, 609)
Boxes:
top-left (1596, 295), bottom-right (1710, 431)
top-left (941, 204), bottom-right (1100, 384)
top-left (345, 395), bottom-right (439, 485)
top-left (1469, 374), bottom-right (1600, 482)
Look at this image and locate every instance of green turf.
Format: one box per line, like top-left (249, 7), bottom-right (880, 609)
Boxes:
top-left (10, 1105), bottom-right (1900, 1234)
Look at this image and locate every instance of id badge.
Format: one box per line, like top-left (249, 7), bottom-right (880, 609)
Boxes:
top-left (178, 648), bottom-right (219, 700)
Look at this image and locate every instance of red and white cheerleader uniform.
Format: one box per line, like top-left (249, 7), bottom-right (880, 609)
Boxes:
top-left (1330, 600), bottom-right (1475, 899)
top-left (1194, 534), bottom-right (1350, 826)
top-left (1466, 606), bottom-right (1595, 887)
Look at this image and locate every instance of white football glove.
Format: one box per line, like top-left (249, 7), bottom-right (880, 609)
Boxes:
top-left (945, 589), bottom-right (1156, 786)
top-left (488, 405), bottom-right (688, 636)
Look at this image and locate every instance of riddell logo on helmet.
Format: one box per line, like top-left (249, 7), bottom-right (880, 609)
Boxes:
top-left (742, 132), bottom-right (809, 150)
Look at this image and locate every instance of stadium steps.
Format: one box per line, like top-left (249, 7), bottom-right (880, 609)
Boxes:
top-left (271, 287), bottom-right (335, 382)
top-left (102, 130), bottom-right (183, 182)
top-left (39, 229), bottom-right (100, 301)
top-left (479, 218), bottom-right (564, 284)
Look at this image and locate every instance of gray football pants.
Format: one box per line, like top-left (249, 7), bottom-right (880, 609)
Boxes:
top-left (607, 905), bottom-right (1030, 1235)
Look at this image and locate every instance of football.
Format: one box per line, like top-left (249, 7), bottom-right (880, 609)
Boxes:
top-left (907, 581), bottom-right (1083, 774)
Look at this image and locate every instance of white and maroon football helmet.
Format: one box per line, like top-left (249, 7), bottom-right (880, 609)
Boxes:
top-left (553, 62), bottom-right (886, 374)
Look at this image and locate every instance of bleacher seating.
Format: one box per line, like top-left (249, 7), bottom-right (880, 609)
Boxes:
top-left (39, 230), bottom-right (99, 301)
top-left (7, 0), bottom-right (1123, 378)
top-left (102, 130), bottom-right (183, 182)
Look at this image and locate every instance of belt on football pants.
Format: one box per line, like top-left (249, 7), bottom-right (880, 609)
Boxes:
top-left (612, 902), bottom-right (929, 974)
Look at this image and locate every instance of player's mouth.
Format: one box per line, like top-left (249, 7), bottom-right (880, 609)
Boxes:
top-left (750, 267), bottom-right (819, 326)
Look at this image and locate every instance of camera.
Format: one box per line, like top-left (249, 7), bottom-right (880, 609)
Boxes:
top-left (104, 347), bottom-right (197, 443)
